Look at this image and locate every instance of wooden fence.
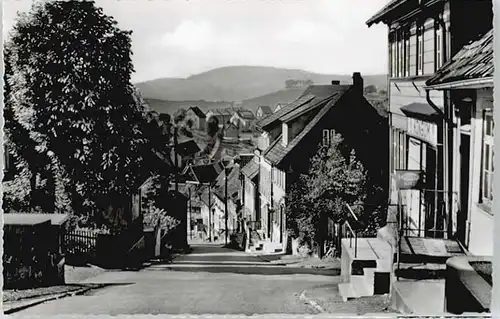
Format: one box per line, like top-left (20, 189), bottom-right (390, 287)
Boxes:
top-left (62, 229), bottom-right (99, 265)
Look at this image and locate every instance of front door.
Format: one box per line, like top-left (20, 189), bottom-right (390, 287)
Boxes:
top-left (457, 133), bottom-right (471, 246)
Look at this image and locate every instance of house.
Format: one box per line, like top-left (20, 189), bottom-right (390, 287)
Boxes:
top-left (240, 156), bottom-right (260, 235)
top-left (252, 73), bottom-right (388, 252)
top-left (171, 138), bottom-right (201, 171)
top-left (181, 161), bottom-right (225, 241)
top-left (274, 103), bottom-right (285, 113)
top-left (425, 29), bottom-right (493, 256)
top-left (365, 0), bottom-right (493, 313)
top-left (367, 0), bottom-right (493, 246)
top-left (256, 106), bottom-right (273, 119)
top-left (212, 163), bottom-right (242, 240)
top-left (185, 106), bottom-right (206, 130)
top-left (206, 108), bottom-right (233, 128)
top-left (230, 108), bottom-right (256, 131)
top-left (223, 122), bottom-right (239, 140)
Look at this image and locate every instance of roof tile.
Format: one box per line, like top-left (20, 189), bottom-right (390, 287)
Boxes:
top-left (188, 106), bottom-right (206, 118)
top-left (241, 160), bottom-right (259, 179)
top-left (426, 29), bottom-right (493, 86)
top-left (256, 94), bottom-right (315, 129)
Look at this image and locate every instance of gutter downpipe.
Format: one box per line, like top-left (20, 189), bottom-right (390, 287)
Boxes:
top-left (439, 14), bottom-right (455, 239)
top-left (425, 14), bottom-right (454, 239)
top-left (426, 91), bottom-right (446, 238)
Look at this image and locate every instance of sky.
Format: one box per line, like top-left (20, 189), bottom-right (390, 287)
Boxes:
top-left (3, 0), bottom-right (389, 83)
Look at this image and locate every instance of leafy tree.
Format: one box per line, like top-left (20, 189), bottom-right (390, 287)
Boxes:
top-left (364, 85), bottom-right (378, 94)
top-left (285, 132), bottom-right (368, 256)
top-left (173, 108), bottom-right (187, 124)
top-left (4, 1), bottom-right (168, 222)
top-left (206, 115), bottom-right (220, 137)
top-left (186, 118), bottom-right (194, 129)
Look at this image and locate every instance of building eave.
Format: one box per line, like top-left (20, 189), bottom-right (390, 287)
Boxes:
top-left (425, 77), bottom-right (494, 91)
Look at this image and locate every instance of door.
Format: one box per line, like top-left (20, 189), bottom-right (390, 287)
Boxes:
top-left (457, 134), bottom-right (470, 246)
top-left (407, 138), bottom-right (422, 236)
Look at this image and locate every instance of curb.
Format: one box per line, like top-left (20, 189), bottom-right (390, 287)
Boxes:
top-left (3, 285), bottom-right (104, 314)
top-left (299, 290), bottom-right (325, 313)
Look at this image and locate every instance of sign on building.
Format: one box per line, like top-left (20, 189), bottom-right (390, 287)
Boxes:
top-left (407, 118), bottom-right (438, 146)
top-left (394, 170), bottom-right (425, 190)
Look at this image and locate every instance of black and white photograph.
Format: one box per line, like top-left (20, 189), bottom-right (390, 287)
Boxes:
top-left (1, 0), bottom-right (498, 316)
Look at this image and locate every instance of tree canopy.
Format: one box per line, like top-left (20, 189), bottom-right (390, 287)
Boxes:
top-left (3, 0), bottom-right (171, 218)
top-left (285, 132), bottom-right (369, 251)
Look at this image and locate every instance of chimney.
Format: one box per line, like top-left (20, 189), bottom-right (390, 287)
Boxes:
top-left (331, 80), bottom-right (340, 85)
top-left (352, 72), bottom-right (364, 94)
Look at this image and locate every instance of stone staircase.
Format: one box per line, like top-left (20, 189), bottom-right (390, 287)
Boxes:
top-left (339, 238), bottom-right (392, 302)
top-left (248, 230), bottom-right (283, 254)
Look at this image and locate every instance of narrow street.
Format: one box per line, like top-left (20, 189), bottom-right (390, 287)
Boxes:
top-left (13, 245), bottom-right (334, 315)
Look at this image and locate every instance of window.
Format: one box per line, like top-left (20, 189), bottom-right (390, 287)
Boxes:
top-left (392, 129), bottom-right (407, 170)
top-left (399, 131), bottom-right (406, 169)
top-left (322, 129), bottom-right (336, 146)
top-left (398, 39), bottom-right (403, 77)
top-left (3, 145), bottom-right (10, 172)
top-left (417, 25), bottom-right (424, 75)
top-left (389, 39), bottom-right (393, 77)
top-left (322, 129), bottom-right (330, 146)
top-left (405, 35), bottom-right (411, 77)
top-left (392, 130), bottom-right (398, 171)
top-left (435, 24), bottom-right (443, 70)
top-left (481, 111), bottom-right (494, 204)
top-left (391, 42), bottom-right (397, 77)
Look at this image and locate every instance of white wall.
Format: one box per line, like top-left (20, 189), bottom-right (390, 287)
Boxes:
top-left (467, 88), bottom-right (494, 256)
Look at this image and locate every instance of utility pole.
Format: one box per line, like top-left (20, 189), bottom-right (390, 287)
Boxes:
top-left (174, 126), bottom-right (179, 192)
top-left (208, 184), bottom-right (213, 242)
top-left (225, 167), bottom-right (229, 246)
top-left (188, 187), bottom-right (192, 240)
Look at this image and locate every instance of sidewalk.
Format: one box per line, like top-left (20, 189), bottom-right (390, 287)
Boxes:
top-left (257, 254), bottom-right (341, 269)
top-left (3, 284), bottom-right (102, 314)
top-left (3, 265), bottom-right (108, 314)
top-left (301, 284), bottom-right (395, 315)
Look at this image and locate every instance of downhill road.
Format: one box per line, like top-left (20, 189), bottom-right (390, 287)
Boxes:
top-left (13, 244), bottom-right (337, 315)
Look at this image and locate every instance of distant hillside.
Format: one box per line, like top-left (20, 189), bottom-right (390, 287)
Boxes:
top-left (136, 66), bottom-right (387, 102)
top-left (240, 88), bottom-right (306, 114)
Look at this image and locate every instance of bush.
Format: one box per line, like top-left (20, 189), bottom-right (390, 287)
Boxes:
top-left (227, 233), bottom-right (246, 250)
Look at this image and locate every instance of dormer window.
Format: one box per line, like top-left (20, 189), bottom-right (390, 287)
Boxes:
top-left (322, 129), bottom-right (336, 146)
top-left (282, 123), bottom-right (288, 147)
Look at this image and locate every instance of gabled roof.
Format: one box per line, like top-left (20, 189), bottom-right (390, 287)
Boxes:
top-left (263, 135), bottom-right (286, 164)
top-left (188, 106), bottom-right (206, 118)
top-left (213, 166), bottom-right (241, 202)
top-left (185, 162), bottom-right (224, 184)
top-left (256, 94), bottom-right (315, 129)
top-left (241, 160), bottom-right (259, 180)
top-left (426, 29), bottom-right (493, 89)
top-left (256, 84), bottom-right (351, 131)
top-left (280, 93), bottom-right (339, 123)
top-left (257, 106), bottom-right (273, 115)
top-left (3, 213), bottom-right (70, 226)
top-left (208, 108), bottom-right (233, 116)
top-left (366, 0), bottom-right (405, 26)
top-left (263, 87), bottom-right (352, 166)
top-left (224, 122), bottom-right (239, 131)
top-left (175, 139), bottom-right (201, 157)
top-left (234, 108), bottom-right (255, 120)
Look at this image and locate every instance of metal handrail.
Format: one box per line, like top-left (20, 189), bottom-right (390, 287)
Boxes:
top-left (343, 220), bottom-right (358, 258)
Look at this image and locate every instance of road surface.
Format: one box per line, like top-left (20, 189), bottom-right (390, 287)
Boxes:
top-left (14, 244), bottom-right (336, 315)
